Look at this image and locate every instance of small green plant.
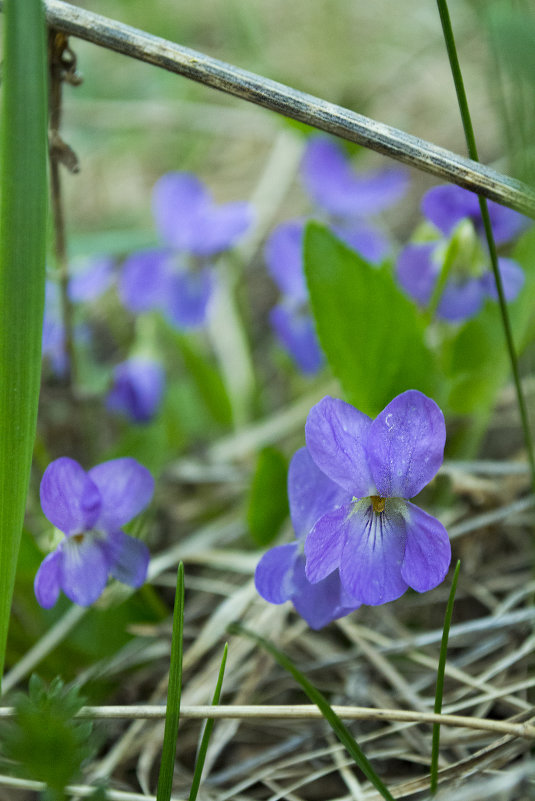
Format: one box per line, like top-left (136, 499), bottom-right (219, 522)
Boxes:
top-left (0, 675), bottom-right (95, 801)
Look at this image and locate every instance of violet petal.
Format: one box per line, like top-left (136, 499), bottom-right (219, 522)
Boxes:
top-left (304, 504), bottom-right (353, 583)
top-left (333, 221), bottom-right (392, 265)
top-left (69, 256), bottom-right (115, 303)
top-left (422, 184), bottom-right (528, 245)
top-left (270, 303), bottom-right (324, 375)
top-left (302, 138), bottom-right (408, 218)
top-left (436, 277), bottom-right (485, 322)
top-left (191, 201), bottom-right (252, 257)
top-left (339, 501), bottom-right (408, 605)
top-left (305, 396), bottom-right (375, 496)
top-left (401, 502), bottom-right (451, 592)
top-left (40, 458), bottom-right (101, 535)
top-left (264, 220), bottom-right (307, 301)
top-left (164, 266), bottom-right (214, 329)
top-left (89, 458), bottom-right (154, 531)
top-left (153, 172), bottom-right (251, 256)
top-left (107, 358), bottom-right (165, 424)
top-left (396, 242), bottom-right (439, 307)
top-left (288, 447), bottom-right (351, 540)
top-left (104, 529), bottom-right (150, 588)
top-left (291, 553), bottom-right (361, 629)
top-left (60, 535), bottom-right (110, 606)
top-left (368, 390), bottom-right (445, 499)
top-left (34, 550), bottom-right (62, 609)
top-left (255, 542), bottom-right (300, 604)
top-left (152, 172), bottom-right (208, 248)
top-left (119, 249), bottom-right (174, 313)
top-left (481, 257), bottom-right (525, 302)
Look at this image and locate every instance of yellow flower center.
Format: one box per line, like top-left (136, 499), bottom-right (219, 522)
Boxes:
top-left (371, 495), bottom-right (386, 513)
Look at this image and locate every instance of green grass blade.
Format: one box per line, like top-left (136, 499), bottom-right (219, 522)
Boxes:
top-left (0, 0), bottom-right (48, 687)
top-left (229, 623), bottom-right (395, 801)
top-left (188, 642), bottom-right (228, 801)
top-left (156, 563), bottom-right (185, 801)
top-left (430, 560), bottom-right (461, 794)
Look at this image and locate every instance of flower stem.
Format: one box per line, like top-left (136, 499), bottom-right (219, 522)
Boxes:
top-left (435, 0), bottom-right (535, 490)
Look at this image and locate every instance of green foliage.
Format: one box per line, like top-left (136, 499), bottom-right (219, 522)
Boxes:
top-left (304, 222), bottom-right (438, 416)
top-left (247, 446), bottom-right (289, 547)
top-left (0, 675), bottom-right (95, 800)
top-left (176, 335), bottom-right (232, 427)
top-left (0, 0), bottom-right (48, 684)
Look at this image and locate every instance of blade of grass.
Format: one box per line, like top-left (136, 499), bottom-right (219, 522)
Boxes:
top-left (430, 559), bottom-right (461, 794)
top-left (229, 623), bottom-right (395, 801)
top-left (156, 562), bottom-right (185, 801)
top-left (0, 0), bottom-right (48, 687)
top-left (435, 0), bottom-right (535, 491)
top-left (188, 642), bottom-right (228, 801)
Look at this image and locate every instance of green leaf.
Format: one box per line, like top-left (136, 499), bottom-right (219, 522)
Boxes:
top-left (304, 222), bottom-right (437, 416)
top-left (247, 447), bottom-right (289, 547)
top-left (230, 623), bottom-right (395, 801)
top-left (177, 335), bottom-right (232, 427)
top-left (156, 563), bottom-right (185, 801)
top-left (0, 0), bottom-right (48, 686)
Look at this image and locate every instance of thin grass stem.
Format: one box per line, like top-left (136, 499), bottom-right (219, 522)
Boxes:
top-left (430, 560), bottom-right (461, 793)
top-left (156, 563), bottom-right (185, 801)
top-left (188, 642), bottom-right (228, 801)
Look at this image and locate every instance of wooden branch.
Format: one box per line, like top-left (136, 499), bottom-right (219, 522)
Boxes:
top-left (2, 0), bottom-right (533, 216)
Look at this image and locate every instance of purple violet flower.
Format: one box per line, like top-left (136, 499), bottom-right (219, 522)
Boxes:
top-left (265, 221), bottom-right (324, 375)
top-left (301, 137), bottom-right (408, 220)
top-left (106, 358), bottom-right (165, 424)
top-left (255, 447), bottom-right (361, 629)
top-left (34, 457), bottom-right (154, 608)
top-left (120, 172), bottom-right (252, 330)
top-left (304, 390), bottom-right (451, 606)
top-left (396, 184), bottom-right (528, 322)
top-left (42, 258), bottom-right (115, 375)
top-left (422, 184), bottom-right (528, 246)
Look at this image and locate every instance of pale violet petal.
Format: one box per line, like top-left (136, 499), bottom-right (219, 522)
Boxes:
top-left (104, 529), bottom-right (150, 588)
top-left (255, 542), bottom-right (300, 604)
top-left (40, 458), bottom-right (101, 535)
top-left (368, 390), bottom-right (445, 499)
top-left (304, 504), bottom-right (352, 583)
top-left (89, 458), bottom-right (154, 531)
top-left (401, 502), bottom-right (451, 592)
top-left (288, 447), bottom-right (351, 540)
top-left (34, 550), bottom-right (62, 609)
top-left (305, 396), bottom-right (375, 496)
top-left (339, 500), bottom-right (408, 605)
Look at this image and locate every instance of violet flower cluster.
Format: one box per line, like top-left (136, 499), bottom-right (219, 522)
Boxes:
top-left (255, 390), bottom-right (451, 626)
top-left (120, 172), bottom-right (252, 330)
top-left (266, 138), bottom-right (408, 374)
top-left (35, 457), bottom-right (154, 608)
top-left (301, 137), bottom-right (408, 264)
top-left (397, 184), bottom-right (527, 321)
